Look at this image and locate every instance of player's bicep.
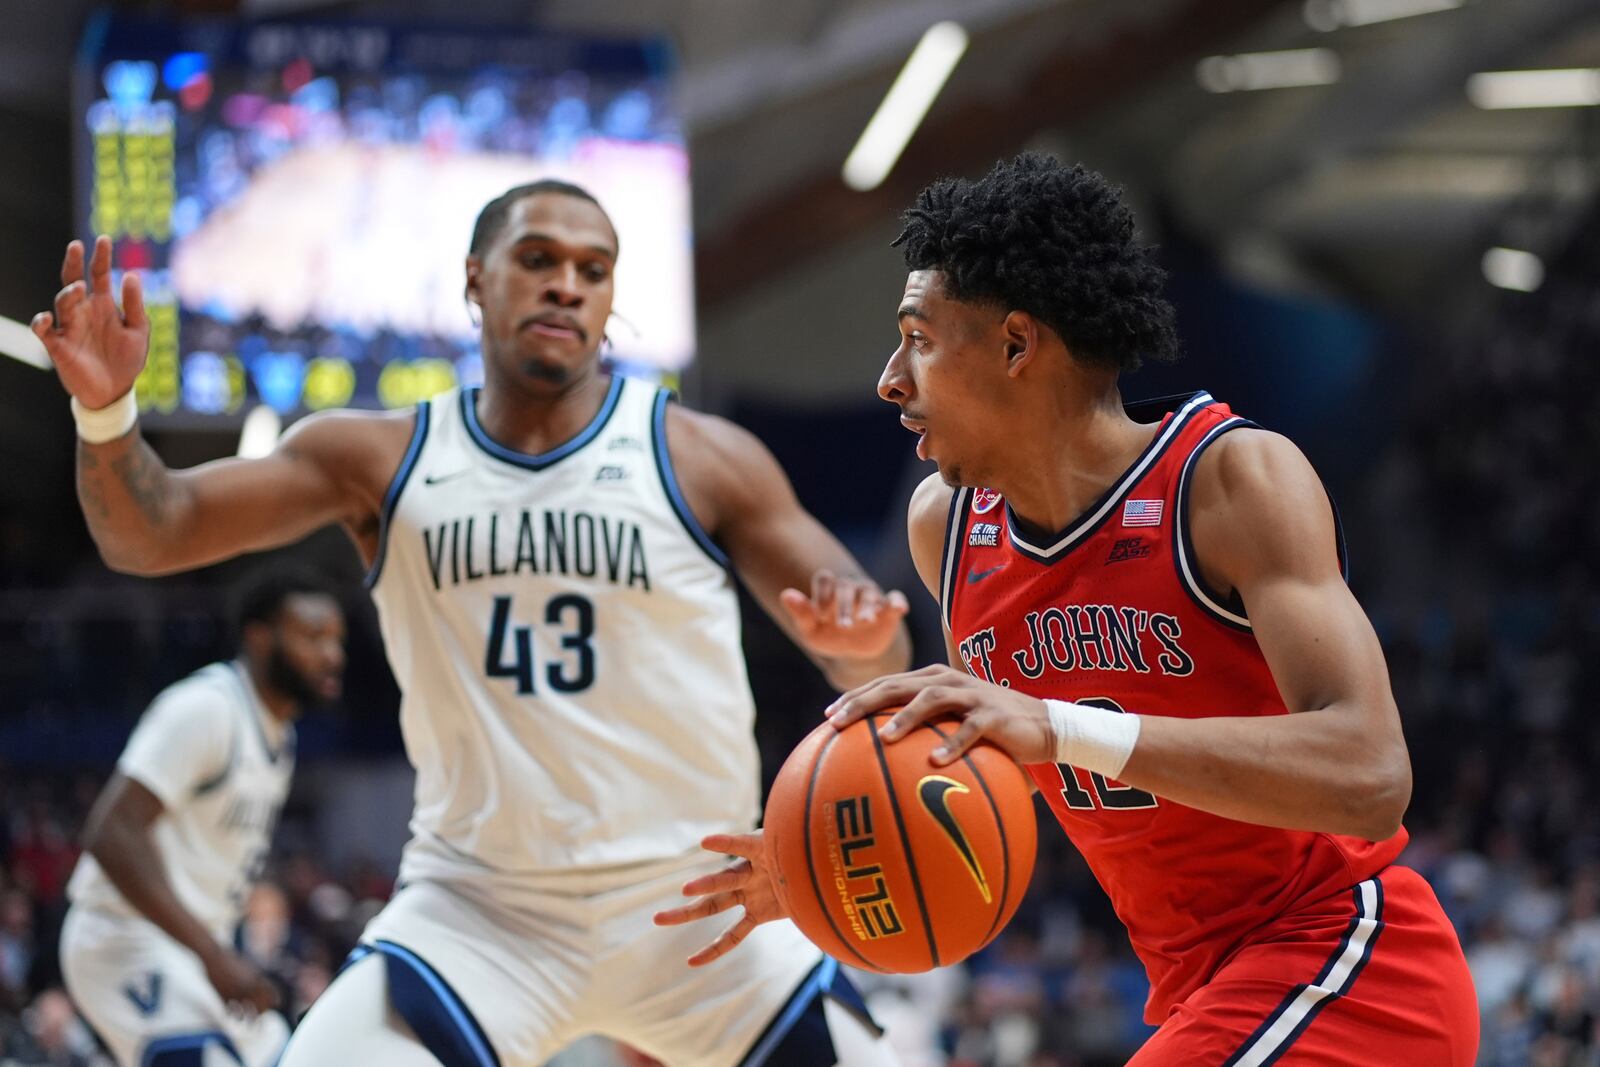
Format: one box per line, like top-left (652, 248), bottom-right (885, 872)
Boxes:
top-left (1194, 431), bottom-right (1396, 718)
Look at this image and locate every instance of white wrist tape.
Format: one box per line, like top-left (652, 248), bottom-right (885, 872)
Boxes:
top-left (71, 391), bottom-right (138, 444)
top-left (1045, 699), bottom-right (1141, 779)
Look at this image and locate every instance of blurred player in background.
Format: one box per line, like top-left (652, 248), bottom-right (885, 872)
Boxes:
top-left (59, 570), bottom-right (345, 1067)
top-left (661, 154), bottom-right (1479, 1065)
top-left (33, 180), bottom-right (909, 1066)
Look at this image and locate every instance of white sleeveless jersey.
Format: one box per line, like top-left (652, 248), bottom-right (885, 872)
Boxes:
top-left (368, 376), bottom-right (761, 884)
top-left (68, 662), bottom-right (294, 937)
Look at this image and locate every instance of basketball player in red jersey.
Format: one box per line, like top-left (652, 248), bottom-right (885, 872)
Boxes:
top-left (659, 154), bottom-right (1478, 1065)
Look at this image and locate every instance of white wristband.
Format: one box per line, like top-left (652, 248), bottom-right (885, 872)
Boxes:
top-left (71, 391), bottom-right (138, 444)
top-left (1045, 699), bottom-right (1141, 779)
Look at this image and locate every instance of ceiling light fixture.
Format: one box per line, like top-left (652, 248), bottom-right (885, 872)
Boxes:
top-left (1467, 68), bottom-right (1600, 109)
top-left (1196, 49), bottom-right (1342, 94)
top-left (842, 21), bottom-right (969, 192)
top-left (1303, 0), bottom-right (1461, 32)
top-left (1481, 247), bottom-right (1544, 292)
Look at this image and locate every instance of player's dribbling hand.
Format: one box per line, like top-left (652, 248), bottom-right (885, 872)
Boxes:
top-left (30, 236), bottom-right (150, 409)
top-left (201, 944), bottom-right (280, 1017)
top-left (652, 831), bottom-right (788, 967)
top-left (827, 664), bottom-right (1056, 765)
top-left (779, 569), bottom-right (909, 661)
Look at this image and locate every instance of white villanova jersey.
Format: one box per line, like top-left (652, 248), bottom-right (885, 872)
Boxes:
top-left (369, 375), bottom-right (761, 885)
top-left (69, 662), bottom-right (295, 936)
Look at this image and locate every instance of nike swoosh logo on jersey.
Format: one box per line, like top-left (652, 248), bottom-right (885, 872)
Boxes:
top-left (423, 470), bottom-right (471, 486)
top-left (917, 776), bottom-right (992, 903)
top-left (967, 565), bottom-right (1004, 585)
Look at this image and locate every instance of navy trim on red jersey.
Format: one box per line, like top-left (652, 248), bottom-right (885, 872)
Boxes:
top-left (365, 401), bottom-right (432, 590)
top-left (939, 487), bottom-right (972, 631)
top-left (1173, 418), bottom-right (1351, 632)
top-left (1221, 876), bottom-right (1386, 1066)
top-left (1173, 416), bottom-right (1258, 631)
top-left (1005, 392), bottom-right (1215, 566)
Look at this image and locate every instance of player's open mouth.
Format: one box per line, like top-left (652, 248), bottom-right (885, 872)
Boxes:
top-left (900, 415), bottom-right (929, 460)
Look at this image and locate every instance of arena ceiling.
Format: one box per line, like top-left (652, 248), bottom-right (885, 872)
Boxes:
top-left (1, 0), bottom-right (1597, 320)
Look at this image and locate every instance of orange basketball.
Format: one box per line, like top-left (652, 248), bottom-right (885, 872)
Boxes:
top-left (764, 710), bottom-right (1037, 973)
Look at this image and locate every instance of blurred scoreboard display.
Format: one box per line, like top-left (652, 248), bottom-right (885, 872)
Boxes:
top-left (74, 14), bottom-right (693, 424)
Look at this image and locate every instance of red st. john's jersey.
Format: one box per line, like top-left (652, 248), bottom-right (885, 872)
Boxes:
top-left (939, 391), bottom-right (1407, 1022)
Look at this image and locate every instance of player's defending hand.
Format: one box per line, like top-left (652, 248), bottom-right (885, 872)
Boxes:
top-left (652, 831), bottom-right (788, 967)
top-left (778, 569), bottom-right (909, 662)
top-left (201, 943), bottom-right (280, 1017)
top-left (827, 663), bottom-right (1055, 765)
top-left (30, 236), bottom-right (150, 409)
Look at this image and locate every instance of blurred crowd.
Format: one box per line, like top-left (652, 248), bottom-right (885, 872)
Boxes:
top-left (4, 214), bottom-right (1599, 1065)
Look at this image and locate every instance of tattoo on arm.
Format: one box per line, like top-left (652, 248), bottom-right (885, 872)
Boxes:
top-left (76, 446), bottom-right (111, 522)
top-left (77, 439), bottom-right (174, 528)
top-left (109, 444), bottom-right (172, 525)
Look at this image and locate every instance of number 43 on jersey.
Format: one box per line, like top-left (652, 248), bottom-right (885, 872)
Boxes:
top-left (485, 594), bottom-right (596, 694)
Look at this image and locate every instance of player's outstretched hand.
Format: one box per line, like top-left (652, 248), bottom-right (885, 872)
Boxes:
top-left (827, 663), bottom-right (1055, 765)
top-left (30, 235), bottom-right (150, 409)
top-left (779, 569), bottom-right (909, 661)
top-left (653, 831), bottom-right (788, 967)
top-left (201, 944), bottom-right (280, 1017)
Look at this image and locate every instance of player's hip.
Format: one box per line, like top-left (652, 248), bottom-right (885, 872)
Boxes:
top-left (1133, 866), bottom-right (1477, 1066)
top-left (353, 875), bottom-right (826, 1067)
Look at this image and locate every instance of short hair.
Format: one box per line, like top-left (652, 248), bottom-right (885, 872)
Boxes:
top-left (468, 179), bottom-right (609, 257)
top-left (230, 566), bottom-right (337, 641)
top-left (893, 153), bottom-right (1180, 372)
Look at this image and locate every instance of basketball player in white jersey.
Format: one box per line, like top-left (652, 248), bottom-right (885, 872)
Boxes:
top-left (59, 571), bottom-right (346, 1067)
top-left (34, 181), bottom-right (911, 1067)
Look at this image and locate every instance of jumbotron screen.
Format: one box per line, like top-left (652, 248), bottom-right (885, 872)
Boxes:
top-left (73, 15), bottom-right (693, 423)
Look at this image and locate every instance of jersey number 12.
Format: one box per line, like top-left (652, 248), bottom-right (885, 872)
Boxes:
top-left (486, 594), bottom-right (596, 694)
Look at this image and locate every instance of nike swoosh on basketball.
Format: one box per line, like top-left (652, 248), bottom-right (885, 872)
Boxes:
top-left (967, 565), bottom-right (1004, 585)
top-left (917, 775), bottom-right (992, 903)
top-left (423, 470), bottom-right (471, 486)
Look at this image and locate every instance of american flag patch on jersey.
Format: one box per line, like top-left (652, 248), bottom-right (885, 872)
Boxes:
top-left (1122, 499), bottom-right (1164, 527)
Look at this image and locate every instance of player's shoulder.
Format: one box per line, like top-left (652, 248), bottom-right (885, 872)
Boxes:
top-left (280, 405), bottom-right (417, 460)
top-left (660, 400), bottom-right (766, 461)
top-left (660, 400), bottom-right (787, 508)
top-left (141, 663), bottom-right (239, 731)
top-left (907, 474), bottom-right (956, 598)
top-left (1191, 426), bottom-right (1323, 511)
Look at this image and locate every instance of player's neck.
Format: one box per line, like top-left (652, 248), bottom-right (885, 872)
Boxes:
top-left (475, 367), bottom-right (612, 456)
top-left (242, 659), bottom-right (300, 724)
top-left (1000, 386), bottom-right (1154, 538)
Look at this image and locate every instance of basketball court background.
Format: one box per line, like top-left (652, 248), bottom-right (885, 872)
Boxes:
top-left (1, 1), bottom-right (1597, 1064)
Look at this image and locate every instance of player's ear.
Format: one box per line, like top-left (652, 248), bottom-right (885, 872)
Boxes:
top-left (1002, 311), bottom-right (1038, 378)
top-left (464, 255), bottom-right (483, 308)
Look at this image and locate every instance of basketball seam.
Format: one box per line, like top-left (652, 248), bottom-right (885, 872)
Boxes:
top-left (800, 727), bottom-right (879, 972)
top-left (926, 722), bottom-right (1013, 950)
top-left (867, 715), bottom-right (942, 969)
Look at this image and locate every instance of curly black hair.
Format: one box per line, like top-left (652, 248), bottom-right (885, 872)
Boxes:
top-left (893, 153), bottom-right (1180, 372)
top-left (229, 566), bottom-right (337, 642)
top-left (468, 179), bottom-right (612, 257)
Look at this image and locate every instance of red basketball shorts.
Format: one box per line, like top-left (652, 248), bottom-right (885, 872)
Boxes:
top-left (1128, 865), bottom-right (1478, 1066)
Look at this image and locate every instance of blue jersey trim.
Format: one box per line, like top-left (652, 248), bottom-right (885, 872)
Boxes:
top-left (738, 957), bottom-right (837, 1067)
top-left (1005, 391), bottom-right (1214, 565)
top-left (371, 939), bottom-right (500, 1067)
top-left (650, 388), bottom-right (731, 569)
top-left (140, 1030), bottom-right (244, 1067)
top-left (460, 375), bottom-right (623, 472)
top-left (365, 402), bottom-right (431, 590)
top-left (227, 661), bottom-right (292, 764)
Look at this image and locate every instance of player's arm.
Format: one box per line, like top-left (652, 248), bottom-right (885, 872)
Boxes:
top-left (653, 473), bottom-right (956, 965)
top-left (33, 238), bottom-right (403, 575)
top-left (665, 404), bottom-right (911, 690)
top-left (829, 431), bottom-right (1412, 842)
top-left (82, 698), bottom-right (280, 1013)
top-left (1112, 430), bottom-right (1411, 839)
